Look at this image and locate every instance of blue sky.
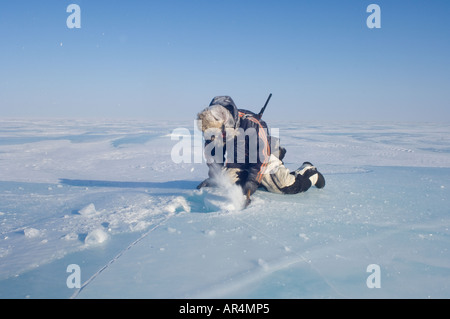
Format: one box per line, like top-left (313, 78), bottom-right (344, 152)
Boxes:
top-left (0, 0), bottom-right (449, 121)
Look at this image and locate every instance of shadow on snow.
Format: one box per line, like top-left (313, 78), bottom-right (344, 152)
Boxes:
top-left (59, 178), bottom-right (200, 190)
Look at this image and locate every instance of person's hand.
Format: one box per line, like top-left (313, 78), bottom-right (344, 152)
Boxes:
top-left (242, 180), bottom-right (258, 196)
top-left (197, 178), bottom-right (212, 189)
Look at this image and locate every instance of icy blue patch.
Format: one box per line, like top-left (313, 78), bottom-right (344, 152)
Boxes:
top-left (111, 134), bottom-right (157, 148)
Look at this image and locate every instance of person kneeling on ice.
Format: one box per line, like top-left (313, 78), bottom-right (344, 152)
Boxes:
top-left (196, 96), bottom-right (325, 204)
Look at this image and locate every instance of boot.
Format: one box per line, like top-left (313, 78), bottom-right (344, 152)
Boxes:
top-left (295, 162), bottom-right (325, 189)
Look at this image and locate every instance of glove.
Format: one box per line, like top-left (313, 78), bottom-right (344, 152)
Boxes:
top-left (197, 178), bottom-right (213, 189)
top-left (242, 180), bottom-right (258, 196)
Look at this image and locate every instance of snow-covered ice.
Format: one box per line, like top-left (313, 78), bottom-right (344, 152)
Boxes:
top-left (0, 118), bottom-right (449, 298)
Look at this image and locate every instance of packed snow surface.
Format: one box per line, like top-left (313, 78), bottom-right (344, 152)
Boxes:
top-left (0, 119), bottom-right (449, 298)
